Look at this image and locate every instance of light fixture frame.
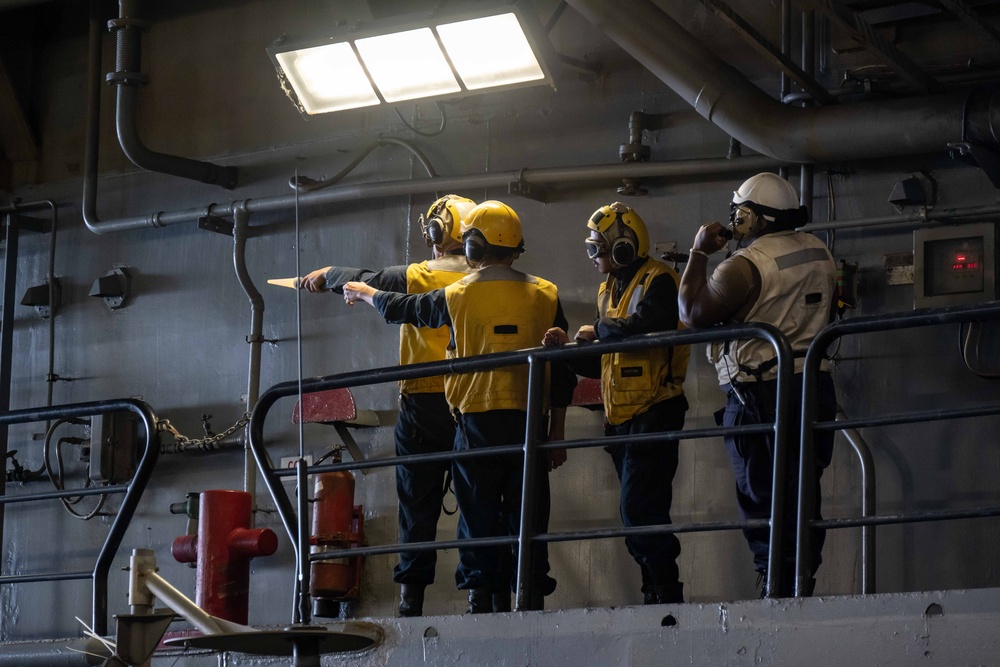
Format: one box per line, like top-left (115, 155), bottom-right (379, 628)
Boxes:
top-left (267, 3), bottom-right (557, 118)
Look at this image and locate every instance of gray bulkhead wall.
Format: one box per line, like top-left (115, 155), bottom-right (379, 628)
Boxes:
top-left (1, 0), bottom-right (999, 648)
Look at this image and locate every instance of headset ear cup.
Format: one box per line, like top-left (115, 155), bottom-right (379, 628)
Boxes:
top-left (610, 238), bottom-right (636, 267)
top-left (427, 220), bottom-right (444, 245)
top-left (464, 234), bottom-right (486, 263)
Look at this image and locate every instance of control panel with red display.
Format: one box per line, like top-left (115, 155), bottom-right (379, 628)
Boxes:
top-left (914, 223), bottom-right (996, 308)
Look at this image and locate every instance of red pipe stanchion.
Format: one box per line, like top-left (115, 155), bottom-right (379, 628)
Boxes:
top-left (172, 489), bottom-right (278, 624)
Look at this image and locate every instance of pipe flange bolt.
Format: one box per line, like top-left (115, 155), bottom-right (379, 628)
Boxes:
top-left (619, 143), bottom-right (651, 163)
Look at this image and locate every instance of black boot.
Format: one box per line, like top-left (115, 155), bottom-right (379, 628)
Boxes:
top-left (492, 592), bottom-right (511, 613)
top-left (653, 582), bottom-right (684, 604)
top-left (524, 590), bottom-right (545, 611)
top-left (757, 569), bottom-right (808, 598)
top-left (466, 588), bottom-right (491, 614)
top-left (398, 584), bottom-right (425, 617)
top-left (755, 570), bottom-right (768, 599)
top-left (641, 565), bottom-right (656, 604)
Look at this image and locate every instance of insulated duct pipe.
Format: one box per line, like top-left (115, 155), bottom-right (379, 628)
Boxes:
top-left (566, 0), bottom-right (1000, 163)
top-left (83, 155), bottom-right (785, 234)
top-left (107, 0), bottom-right (237, 189)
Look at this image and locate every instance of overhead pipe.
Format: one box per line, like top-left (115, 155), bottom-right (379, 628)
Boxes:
top-left (106, 0), bottom-right (237, 189)
top-left (79, 0), bottom-right (784, 234)
top-left (798, 203), bottom-right (1000, 233)
top-left (565, 0), bottom-right (1000, 163)
top-left (83, 1), bottom-right (218, 234)
top-left (617, 111), bottom-right (673, 196)
top-left (779, 0), bottom-right (792, 181)
top-left (799, 10), bottom-right (816, 211)
top-left (780, 0), bottom-right (791, 102)
top-left (233, 202), bottom-right (261, 510)
top-left (84, 137), bottom-right (785, 232)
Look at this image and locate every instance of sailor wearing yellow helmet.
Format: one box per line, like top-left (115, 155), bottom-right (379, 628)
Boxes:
top-left (343, 200), bottom-right (576, 613)
top-left (543, 201), bottom-right (690, 605)
top-left (300, 194), bottom-right (476, 618)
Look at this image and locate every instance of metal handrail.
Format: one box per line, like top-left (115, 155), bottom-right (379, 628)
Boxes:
top-left (797, 300), bottom-right (1000, 596)
top-left (837, 413), bottom-right (877, 594)
top-left (249, 322), bottom-right (796, 614)
top-left (0, 398), bottom-right (161, 635)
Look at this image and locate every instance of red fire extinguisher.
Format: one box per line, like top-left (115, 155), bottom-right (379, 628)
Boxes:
top-left (310, 463), bottom-right (364, 616)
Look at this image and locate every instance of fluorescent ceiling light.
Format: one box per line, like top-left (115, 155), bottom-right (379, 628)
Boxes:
top-left (355, 28), bottom-right (461, 103)
top-left (275, 43), bottom-right (379, 114)
top-left (437, 13), bottom-right (545, 90)
top-left (269, 7), bottom-right (554, 116)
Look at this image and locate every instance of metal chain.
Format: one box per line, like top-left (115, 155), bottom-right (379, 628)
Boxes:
top-left (157, 413), bottom-right (250, 452)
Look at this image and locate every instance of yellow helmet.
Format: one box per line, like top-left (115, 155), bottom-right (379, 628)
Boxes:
top-left (461, 200), bottom-right (525, 262)
top-left (419, 194), bottom-right (477, 247)
top-left (585, 201), bottom-right (649, 269)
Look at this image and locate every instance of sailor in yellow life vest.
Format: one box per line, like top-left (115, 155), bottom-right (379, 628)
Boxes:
top-left (300, 194), bottom-right (476, 618)
top-left (343, 200), bottom-right (576, 614)
top-left (543, 202), bottom-right (690, 605)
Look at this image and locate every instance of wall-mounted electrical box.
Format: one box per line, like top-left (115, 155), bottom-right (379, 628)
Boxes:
top-left (89, 411), bottom-right (142, 483)
top-left (913, 222), bottom-right (998, 308)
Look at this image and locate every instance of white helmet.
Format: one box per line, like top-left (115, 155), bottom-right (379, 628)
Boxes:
top-left (732, 172), bottom-right (800, 213)
top-left (729, 172), bottom-right (807, 239)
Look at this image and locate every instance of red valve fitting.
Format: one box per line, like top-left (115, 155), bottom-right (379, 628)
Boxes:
top-left (172, 489), bottom-right (277, 624)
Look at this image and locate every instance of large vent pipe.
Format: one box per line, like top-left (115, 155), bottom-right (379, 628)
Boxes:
top-left (566, 0), bottom-right (1000, 163)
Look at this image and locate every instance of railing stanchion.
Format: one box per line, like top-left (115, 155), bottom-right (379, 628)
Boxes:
top-left (515, 356), bottom-right (546, 611)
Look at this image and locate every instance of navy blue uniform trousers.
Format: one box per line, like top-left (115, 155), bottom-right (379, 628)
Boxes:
top-left (392, 392), bottom-right (459, 586)
top-left (452, 409), bottom-right (555, 596)
top-left (721, 372), bottom-right (836, 592)
top-left (605, 394), bottom-right (687, 594)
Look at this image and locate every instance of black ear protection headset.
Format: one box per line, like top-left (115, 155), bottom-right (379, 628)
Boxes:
top-left (463, 230), bottom-right (525, 265)
top-left (419, 199), bottom-right (450, 247)
top-left (463, 230), bottom-right (488, 263)
top-left (585, 203), bottom-right (640, 270)
top-left (609, 219), bottom-right (638, 267)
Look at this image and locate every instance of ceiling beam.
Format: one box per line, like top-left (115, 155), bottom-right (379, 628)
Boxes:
top-left (797, 0), bottom-right (943, 94)
top-left (938, 0), bottom-right (1000, 45)
top-left (697, 0), bottom-right (836, 105)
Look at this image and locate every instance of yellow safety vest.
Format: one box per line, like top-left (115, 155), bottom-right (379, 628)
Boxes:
top-left (399, 255), bottom-right (470, 395)
top-left (598, 258), bottom-right (689, 426)
top-left (443, 265), bottom-right (559, 414)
